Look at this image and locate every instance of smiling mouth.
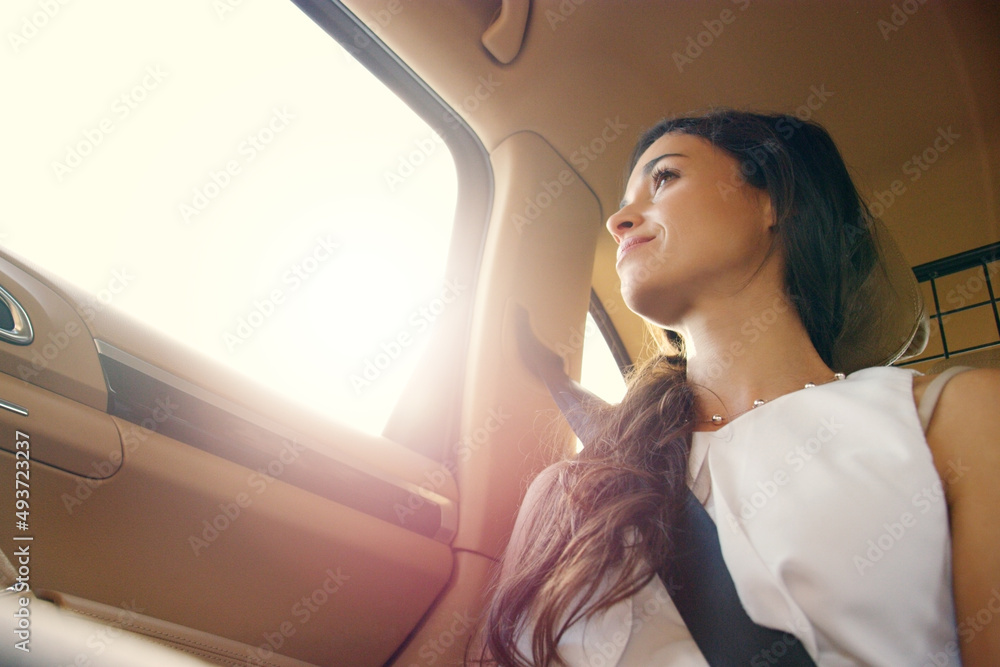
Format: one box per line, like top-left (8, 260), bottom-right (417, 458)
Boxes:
top-left (617, 236), bottom-right (654, 263)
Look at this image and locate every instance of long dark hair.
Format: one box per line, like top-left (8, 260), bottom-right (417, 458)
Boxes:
top-left (477, 109), bottom-right (880, 666)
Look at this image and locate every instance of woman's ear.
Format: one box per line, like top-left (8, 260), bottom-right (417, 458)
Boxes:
top-left (758, 192), bottom-right (778, 233)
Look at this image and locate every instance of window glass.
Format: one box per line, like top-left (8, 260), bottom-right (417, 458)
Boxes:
top-left (2, 0), bottom-right (458, 435)
top-left (580, 312), bottom-right (628, 404)
top-left (576, 312), bottom-right (628, 451)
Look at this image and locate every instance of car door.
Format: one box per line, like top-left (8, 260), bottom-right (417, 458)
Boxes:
top-left (0, 1), bottom-right (493, 664)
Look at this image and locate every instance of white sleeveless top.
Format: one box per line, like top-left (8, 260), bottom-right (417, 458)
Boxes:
top-left (517, 367), bottom-right (959, 665)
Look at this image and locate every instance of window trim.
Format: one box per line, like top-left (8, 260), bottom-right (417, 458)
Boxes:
top-left (589, 289), bottom-right (633, 376)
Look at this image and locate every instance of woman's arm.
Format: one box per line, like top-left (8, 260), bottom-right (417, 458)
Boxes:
top-left (923, 368), bottom-right (1000, 664)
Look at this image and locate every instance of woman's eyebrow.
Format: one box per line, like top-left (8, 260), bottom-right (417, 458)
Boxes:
top-left (640, 152), bottom-right (688, 177)
top-left (619, 153), bottom-right (689, 208)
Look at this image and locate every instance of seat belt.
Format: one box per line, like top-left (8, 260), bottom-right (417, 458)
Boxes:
top-left (515, 309), bottom-right (817, 666)
top-left (664, 488), bottom-right (816, 665)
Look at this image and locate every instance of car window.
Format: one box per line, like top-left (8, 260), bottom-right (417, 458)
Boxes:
top-left (2, 0), bottom-right (458, 435)
top-left (580, 311), bottom-right (628, 405)
top-left (577, 308), bottom-right (628, 451)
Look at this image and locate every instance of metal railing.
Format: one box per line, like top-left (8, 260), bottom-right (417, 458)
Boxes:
top-left (897, 242), bottom-right (1000, 366)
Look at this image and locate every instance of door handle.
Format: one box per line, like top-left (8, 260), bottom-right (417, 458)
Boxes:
top-left (0, 284), bottom-right (33, 345)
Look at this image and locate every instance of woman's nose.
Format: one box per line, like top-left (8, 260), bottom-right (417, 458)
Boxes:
top-left (605, 205), bottom-right (638, 243)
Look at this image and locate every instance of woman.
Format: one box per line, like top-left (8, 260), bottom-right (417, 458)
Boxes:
top-left (478, 110), bottom-right (1000, 665)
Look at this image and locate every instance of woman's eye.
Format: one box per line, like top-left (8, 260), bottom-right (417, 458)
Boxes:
top-left (651, 167), bottom-right (677, 191)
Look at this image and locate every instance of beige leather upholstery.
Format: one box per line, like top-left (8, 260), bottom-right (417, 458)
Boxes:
top-left (1, 545), bottom-right (317, 666)
top-left (0, 590), bottom-right (213, 667)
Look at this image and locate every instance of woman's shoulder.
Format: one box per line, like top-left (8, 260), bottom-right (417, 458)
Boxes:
top-left (913, 367), bottom-right (1000, 490)
top-left (523, 462), bottom-right (566, 503)
top-left (840, 365), bottom-right (999, 490)
top-left (502, 463), bottom-right (567, 570)
top-left (912, 366), bottom-right (1000, 426)
top-left (848, 364), bottom-right (998, 421)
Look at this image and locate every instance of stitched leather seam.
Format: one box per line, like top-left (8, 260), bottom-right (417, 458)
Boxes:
top-left (66, 608), bottom-right (294, 667)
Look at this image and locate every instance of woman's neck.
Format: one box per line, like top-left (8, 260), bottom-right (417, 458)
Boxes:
top-left (676, 287), bottom-right (834, 425)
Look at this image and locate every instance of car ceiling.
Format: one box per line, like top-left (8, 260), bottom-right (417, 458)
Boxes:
top-left (343, 0), bottom-right (999, 362)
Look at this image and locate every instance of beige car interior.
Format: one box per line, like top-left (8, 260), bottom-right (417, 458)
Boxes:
top-left (1, 0), bottom-right (998, 665)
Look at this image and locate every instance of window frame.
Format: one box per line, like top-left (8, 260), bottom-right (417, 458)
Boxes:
top-left (588, 288), bottom-right (633, 376)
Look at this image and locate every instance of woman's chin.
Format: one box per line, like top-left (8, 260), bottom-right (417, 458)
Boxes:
top-left (621, 284), bottom-right (685, 329)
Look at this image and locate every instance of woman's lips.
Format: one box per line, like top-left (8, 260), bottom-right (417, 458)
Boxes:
top-left (617, 235), bottom-right (654, 264)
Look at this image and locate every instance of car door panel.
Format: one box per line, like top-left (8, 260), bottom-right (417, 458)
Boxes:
top-left (8, 418), bottom-right (452, 665)
top-left (0, 255), bottom-right (106, 411)
top-left (0, 371), bottom-right (121, 479)
top-left (0, 248), bottom-right (457, 665)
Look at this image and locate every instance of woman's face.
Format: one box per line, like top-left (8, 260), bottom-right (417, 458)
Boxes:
top-left (607, 132), bottom-right (779, 327)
